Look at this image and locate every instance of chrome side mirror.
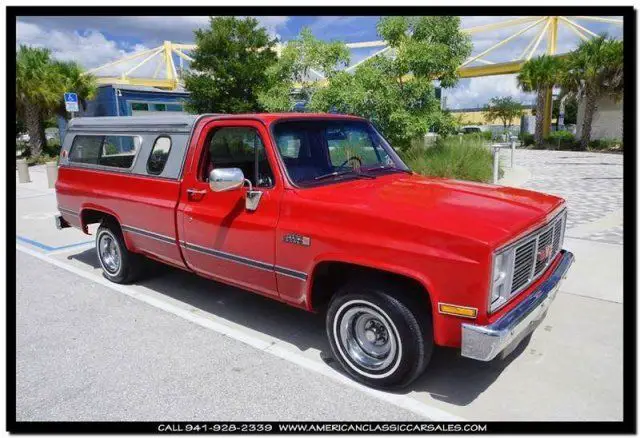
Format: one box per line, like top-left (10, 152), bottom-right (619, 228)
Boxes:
top-left (208, 167), bottom-right (263, 211)
top-left (209, 168), bottom-right (244, 192)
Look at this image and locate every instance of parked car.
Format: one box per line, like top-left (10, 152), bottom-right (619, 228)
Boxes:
top-left (55, 114), bottom-right (574, 388)
top-left (459, 125), bottom-right (485, 134)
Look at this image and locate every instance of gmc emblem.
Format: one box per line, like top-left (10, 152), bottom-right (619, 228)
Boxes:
top-left (537, 244), bottom-right (553, 262)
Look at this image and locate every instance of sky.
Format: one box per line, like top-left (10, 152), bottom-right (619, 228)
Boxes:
top-left (15, 15), bottom-right (623, 109)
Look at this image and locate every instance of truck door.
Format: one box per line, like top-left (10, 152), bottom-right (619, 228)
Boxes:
top-left (177, 120), bottom-right (281, 298)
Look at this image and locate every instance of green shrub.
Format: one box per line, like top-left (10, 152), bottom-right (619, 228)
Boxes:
top-left (27, 154), bottom-right (58, 166)
top-left (546, 130), bottom-right (574, 142)
top-left (458, 132), bottom-right (490, 144)
top-left (15, 138), bottom-right (61, 159)
top-left (16, 141), bottom-right (27, 156)
top-left (521, 133), bottom-right (535, 146)
top-left (44, 138), bottom-right (61, 157)
top-left (481, 131), bottom-right (493, 141)
top-left (588, 138), bottom-right (622, 151)
top-left (543, 131), bottom-right (579, 150)
top-left (400, 135), bottom-right (499, 183)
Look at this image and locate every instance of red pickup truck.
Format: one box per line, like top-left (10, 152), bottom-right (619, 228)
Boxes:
top-left (55, 113), bottom-right (574, 388)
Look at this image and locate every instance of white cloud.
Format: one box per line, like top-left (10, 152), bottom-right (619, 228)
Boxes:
top-left (16, 20), bottom-right (149, 69)
top-left (17, 16), bottom-right (289, 45)
top-left (15, 16), bottom-right (290, 77)
top-left (443, 74), bottom-right (536, 110)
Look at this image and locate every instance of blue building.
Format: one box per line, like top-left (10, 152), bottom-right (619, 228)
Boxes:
top-left (59, 84), bottom-right (190, 139)
top-left (82, 84), bottom-right (190, 117)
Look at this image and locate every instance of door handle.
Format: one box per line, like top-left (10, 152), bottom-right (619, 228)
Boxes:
top-left (187, 188), bottom-right (207, 201)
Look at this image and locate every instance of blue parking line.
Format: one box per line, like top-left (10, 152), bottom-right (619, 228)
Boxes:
top-left (16, 235), bottom-right (93, 252)
top-left (16, 236), bottom-right (55, 251)
top-left (52, 240), bottom-right (95, 251)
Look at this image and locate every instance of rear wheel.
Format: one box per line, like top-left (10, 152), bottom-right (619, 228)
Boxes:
top-left (96, 222), bottom-right (143, 284)
top-left (326, 280), bottom-right (433, 388)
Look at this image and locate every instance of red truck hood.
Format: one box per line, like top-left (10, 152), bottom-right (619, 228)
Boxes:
top-left (292, 172), bottom-right (565, 248)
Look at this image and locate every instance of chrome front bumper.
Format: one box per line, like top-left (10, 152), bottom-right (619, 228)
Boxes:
top-left (461, 250), bottom-right (575, 361)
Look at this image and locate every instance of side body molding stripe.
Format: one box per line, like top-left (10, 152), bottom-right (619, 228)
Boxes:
top-left (122, 226), bottom-right (308, 281)
top-left (180, 241), bottom-right (308, 281)
top-left (180, 241), bottom-right (274, 273)
top-left (121, 224), bottom-right (176, 244)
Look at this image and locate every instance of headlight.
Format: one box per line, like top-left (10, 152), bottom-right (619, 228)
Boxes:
top-left (489, 247), bottom-right (516, 313)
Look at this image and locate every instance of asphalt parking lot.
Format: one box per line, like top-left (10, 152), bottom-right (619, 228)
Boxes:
top-left (15, 152), bottom-right (624, 421)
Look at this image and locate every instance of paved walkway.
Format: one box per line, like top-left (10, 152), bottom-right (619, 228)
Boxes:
top-left (499, 149), bottom-right (623, 245)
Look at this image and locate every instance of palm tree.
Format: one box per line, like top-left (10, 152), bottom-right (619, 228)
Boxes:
top-left (51, 60), bottom-right (98, 119)
top-left (517, 55), bottom-right (564, 146)
top-left (561, 35), bottom-right (623, 150)
top-left (16, 45), bottom-right (61, 158)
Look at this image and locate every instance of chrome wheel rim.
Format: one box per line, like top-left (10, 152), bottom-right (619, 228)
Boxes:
top-left (98, 233), bottom-right (121, 274)
top-left (338, 305), bottom-right (397, 372)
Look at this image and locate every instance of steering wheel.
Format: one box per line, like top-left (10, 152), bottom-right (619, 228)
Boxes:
top-left (337, 156), bottom-right (363, 169)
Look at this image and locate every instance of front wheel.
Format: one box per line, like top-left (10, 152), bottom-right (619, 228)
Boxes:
top-left (326, 282), bottom-right (433, 389)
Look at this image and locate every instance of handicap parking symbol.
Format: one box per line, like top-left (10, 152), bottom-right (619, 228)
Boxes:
top-left (64, 92), bottom-right (79, 112)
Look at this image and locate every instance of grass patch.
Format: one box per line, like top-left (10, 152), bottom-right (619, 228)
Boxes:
top-left (588, 138), bottom-right (623, 152)
top-left (523, 131), bottom-right (623, 153)
top-left (400, 135), bottom-right (499, 183)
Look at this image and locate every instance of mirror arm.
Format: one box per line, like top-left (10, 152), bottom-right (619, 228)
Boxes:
top-left (243, 178), bottom-right (262, 212)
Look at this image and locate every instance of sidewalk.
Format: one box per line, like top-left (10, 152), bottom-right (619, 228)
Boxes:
top-left (16, 165), bottom-right (94, 251)
top-left (497, 148), bottom-right (623, 245)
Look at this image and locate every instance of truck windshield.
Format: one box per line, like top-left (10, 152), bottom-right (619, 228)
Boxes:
top-left (272, 120), bottom-right (410, 187)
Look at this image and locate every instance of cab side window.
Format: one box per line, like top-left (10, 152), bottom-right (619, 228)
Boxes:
top-left (201, 127), bottom-right (274, 188)
top-left (147, 136), bottom-right (172, 175)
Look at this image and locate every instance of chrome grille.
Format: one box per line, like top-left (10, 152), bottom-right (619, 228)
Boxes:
top-left (510, 211), bottom-right (566, 294)
top-left (534, 227), bottom-right (555, 275)
top-left (511, 239), bottom-right (535, 292)
top-left (552, 217), bottom-right (564, 254)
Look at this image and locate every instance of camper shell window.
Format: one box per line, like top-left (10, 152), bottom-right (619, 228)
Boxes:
top-left (69, 134), bottom-right (140, 169)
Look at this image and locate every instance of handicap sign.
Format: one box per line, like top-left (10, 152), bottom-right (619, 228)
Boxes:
top-left (64, 92), bottom-right (79, 113)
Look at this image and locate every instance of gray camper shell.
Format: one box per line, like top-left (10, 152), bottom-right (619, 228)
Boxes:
top-left (61, 115), bottom-right (200, 179)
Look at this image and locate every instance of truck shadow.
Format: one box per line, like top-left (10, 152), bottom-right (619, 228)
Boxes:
top-left (68, 248), bottom-right (529, 407)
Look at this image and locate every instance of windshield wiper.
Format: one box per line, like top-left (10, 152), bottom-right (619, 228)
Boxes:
top-left (314, 169), bottom-right (376, 181)
top-left (364, 165), bottom-right (412, 174)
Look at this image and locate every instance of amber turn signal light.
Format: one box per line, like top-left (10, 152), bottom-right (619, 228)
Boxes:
top-left (438, 303), bottom-right (478, 319)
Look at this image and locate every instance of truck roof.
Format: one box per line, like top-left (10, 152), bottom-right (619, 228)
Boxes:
top-left (66, 114), bottom-right (200, 133)
top-left (66, 113), bottom-right (366, 133)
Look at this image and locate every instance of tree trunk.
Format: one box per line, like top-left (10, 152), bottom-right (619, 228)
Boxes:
top-left (25, 101), bottom-right (46, 158)
top-left (580, 91), bottom-right (597, 151)
top-left (534, 88), bottom-right (546, 146)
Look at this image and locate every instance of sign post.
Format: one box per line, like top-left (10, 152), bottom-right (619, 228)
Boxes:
top-left (64, 92), bottom-right (79, 118)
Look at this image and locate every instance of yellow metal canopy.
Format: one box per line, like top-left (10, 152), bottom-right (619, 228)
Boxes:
top-left (86, 41), bottom-right (197, 90)
top-left (454, 15), bottom-right (622, 135)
